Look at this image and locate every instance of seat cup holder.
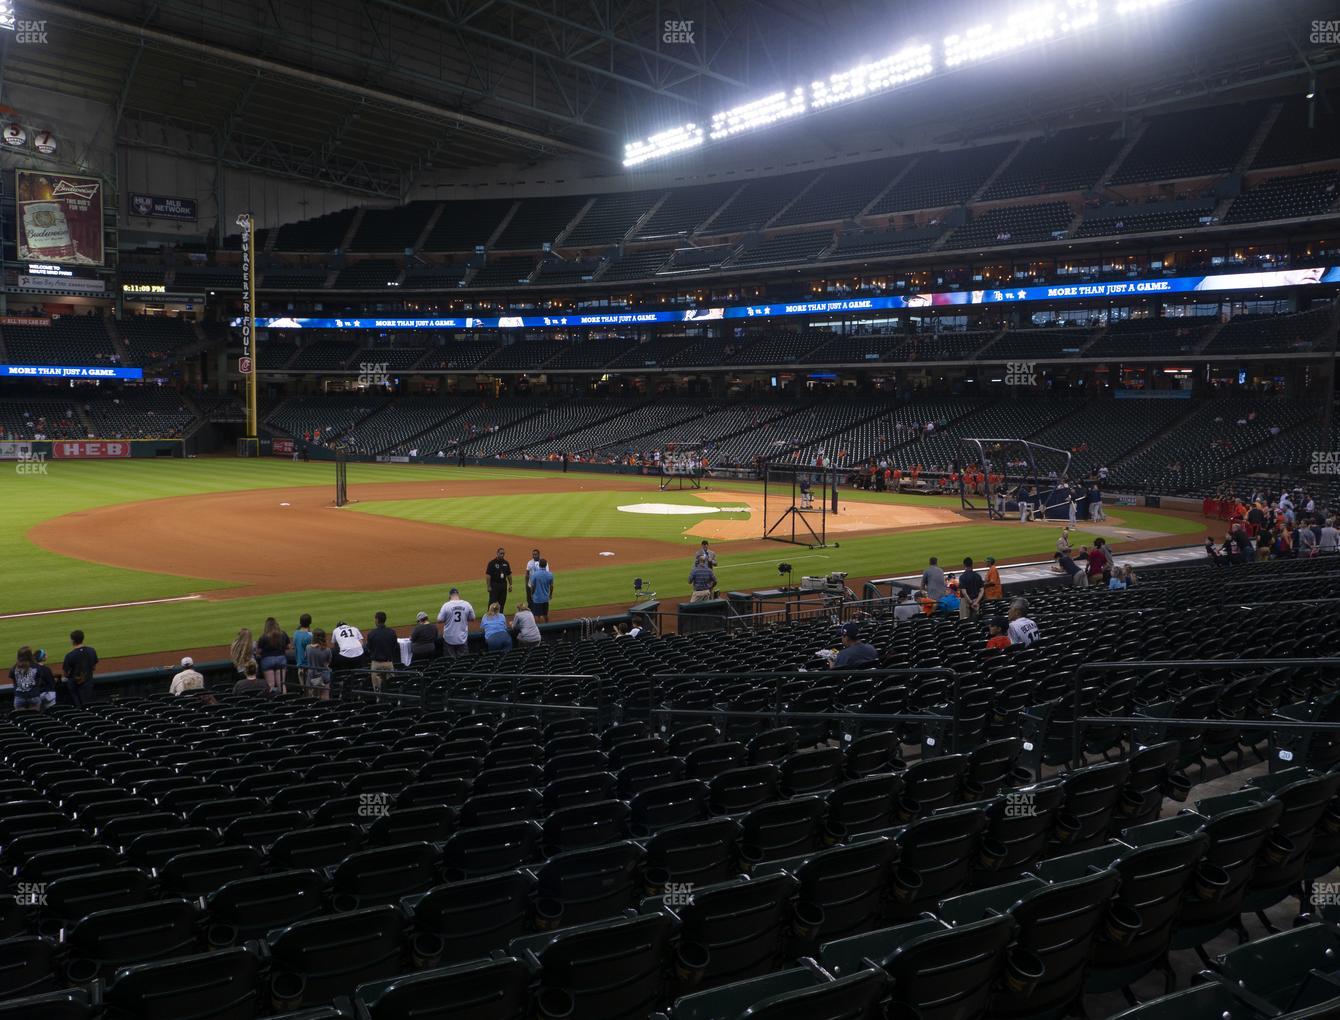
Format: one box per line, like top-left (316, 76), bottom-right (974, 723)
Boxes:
top-left (643, 866), bottom-right (670, 898)
top-left (206, 922), bottom-right (238, 948)
top-left (1193, 862), bottom-right (1230, 902)
top-left (674, 941), bottom-right (711, 985)
top-left (330, 893), bottom-right (359, 913)
top-left (1002, 945), bottom-right (1045, 996)
top-left (65, 957), bottom-right (99, 986)
top-left (823, 819), bottom-right (847, 847)
top-left (1102, 902), bottom-right (1141, 946)
top-left (1052, 811), bottom-right (1081, 844)
top-left (532, 896), bottom-right (564, 932)
top-left (791, 900), bottom-right (825, 940)
top-left (891, 864), bottom-right (923, 902)
top-left (1117, 787), bottom-right (1147, 817)
top-left (537, 988), bottom-right (574, 1019)
top-left (1164, 772), bottom-right (1192, 803)
top-left (270, 971), bottom-right (307, 1012)
top-left (977, 836), bottom-right (1008, 871)
top-left (894, 795), bottom-right (920, 824)
top-left (411, 931), bottom-right (445, 968)
top-left (738, 843), bottom-right (763, 874)
top-left (1261, 831), bottom-right (1295, 866)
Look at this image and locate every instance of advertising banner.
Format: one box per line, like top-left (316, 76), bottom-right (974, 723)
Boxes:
top-left (51, 441), bottom-right (133, 460)
top-left (1, 365), bottom-right (143, 380)
top-left (129, 193), bottom-right (198, 222)
top-left (16, 170), bottom-right (104, 265)
top-left (243, 265), bottom-right (1340, 332)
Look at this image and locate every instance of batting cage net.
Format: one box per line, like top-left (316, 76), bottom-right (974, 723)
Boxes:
top-left (762, 462), bottom-right (837, 547)
top-left (957, 438), bottom-right (1074, 520)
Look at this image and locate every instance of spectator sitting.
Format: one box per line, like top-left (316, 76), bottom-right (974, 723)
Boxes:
top-left (831, 623), bottom-right (878, 669)
top-left (169, 656), bottom-right (205, 696)
top-left (985, 617), bottom-right (1012, 651)
top-left (512, 603), bottom-right (542, 646)
top-left (481, 602), bottom-right (513, 652)
top-left (1007, 598), bottom-right (1040, 646)
top-left (893, 588), bottom-right (921, 621)
top-left (232, 661), bottom-right (269, 696)
top-left (408, 612), bottom-right (440, 663)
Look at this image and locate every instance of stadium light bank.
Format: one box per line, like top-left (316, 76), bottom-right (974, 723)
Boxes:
top-left (623, 0), bottom-right (1182, 168)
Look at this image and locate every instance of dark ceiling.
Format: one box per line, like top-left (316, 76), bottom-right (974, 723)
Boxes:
top-left (3, 0), bottom-right (1336, 198)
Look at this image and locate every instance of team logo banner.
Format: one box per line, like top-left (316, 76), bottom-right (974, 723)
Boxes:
top-left (16, 170), bottom-right (103, 265)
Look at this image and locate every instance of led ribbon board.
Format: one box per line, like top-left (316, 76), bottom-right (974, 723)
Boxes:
top-left (243, 265), bottom-right (1340, 331)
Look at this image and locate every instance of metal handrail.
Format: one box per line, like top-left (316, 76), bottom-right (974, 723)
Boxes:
top-left (1069, 657), bottom-right (1340, 768)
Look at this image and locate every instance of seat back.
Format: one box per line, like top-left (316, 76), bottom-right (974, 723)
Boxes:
top-left (354, 956), bottom-right (531, 1020)
top-left (64, 899), bottom-right (202, 975)
top-left (526, 913), bottom-right (674, 1020)
top-left (535, 842), bottom-right (644, 927)
top-left (881, 914), bottom-right (1015, 1020)
top-left (675, 873), bottom-right (798, 986)
top-left (795, 838), bottom-right (898, 943)
top-left (996, 869), bottom-right (1122, 1018)
top-left (103, 946), bottom-right (261, 1020)
top-left (741, 968), bottom-right (887, 1020)
top-left (644, 818), bottom-right (741, 887)
top-left (205, 870), bottom-right (326, 940)
top-left (266, 905), bottom-right (406, 1008)
top-left (826, 774), bottom-right (901, 836)
top-left (407, 873), bottom-right (535, 966)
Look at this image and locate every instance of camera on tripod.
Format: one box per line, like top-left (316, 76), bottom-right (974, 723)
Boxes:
top-left (799, 570), bottom-right (849, 593)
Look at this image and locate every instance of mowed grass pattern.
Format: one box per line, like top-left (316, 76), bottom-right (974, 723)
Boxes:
top-left (0, 459), bottom-right (1194, 661)
top-left (352, 489), bottom-right (750, 541)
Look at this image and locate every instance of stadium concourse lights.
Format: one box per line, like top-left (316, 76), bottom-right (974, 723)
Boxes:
top-left (623, 0), bottom-right (1184, 168)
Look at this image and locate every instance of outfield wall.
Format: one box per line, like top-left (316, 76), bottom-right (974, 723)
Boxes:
top-left (0, 439), bottom-right (185, 460)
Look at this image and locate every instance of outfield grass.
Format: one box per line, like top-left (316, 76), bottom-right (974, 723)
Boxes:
top-left (0, 459), bottom-right (1193, 662)
top-left (352, 488), bottom-right (750, 541)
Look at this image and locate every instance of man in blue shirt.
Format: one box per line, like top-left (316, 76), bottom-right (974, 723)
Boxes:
top-left (529, 559), bottom-right (554, 622)
top-left (688, 560), bottom-right (717, 602)
top-left (832, 623), bottom-right (878, 669)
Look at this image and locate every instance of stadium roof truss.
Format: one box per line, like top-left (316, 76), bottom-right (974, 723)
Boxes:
top-left (7, 0), bottom-right (843, 196)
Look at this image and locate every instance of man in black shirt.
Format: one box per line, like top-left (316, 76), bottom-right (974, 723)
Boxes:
top-left (408, 611), bottom-right (440, 663)
top-left (61, 629), bottom-right (98, 707)
top-left (486, 547), bottom-right (513, 611)
top-left (366, 611), bottom-right (399, 692)
top-left (958, 557), bottom-right (985, 619)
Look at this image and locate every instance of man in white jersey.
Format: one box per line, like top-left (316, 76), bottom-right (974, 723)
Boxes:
top-left (330, 621), bottom-right (366, 672)
top-left (1006, 597), bottom-right (1040, 646)
top-left (524, 548), bottom-right (543, 603)
top-left (437, 587), bottom-right (476, 657)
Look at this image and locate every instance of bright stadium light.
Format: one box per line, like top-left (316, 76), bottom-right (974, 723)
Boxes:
top-left (623, 123), bottom-right (705, 167)
top-left (709, 88), bottom-right (808, 141)
top-left (944, 1), bottom-right (1100, 68)
top-left (810, 44), bottom-right (935, 109)
top-left (622, 0), bottom-right (1185, 167)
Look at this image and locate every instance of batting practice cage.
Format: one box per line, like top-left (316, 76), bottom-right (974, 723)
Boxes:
top-left (958, 438), bottom-right (1075, 520)
top-left (762, 462), bottom-right (838, 547)
top-left (659, 443), bottom-right (705, 490)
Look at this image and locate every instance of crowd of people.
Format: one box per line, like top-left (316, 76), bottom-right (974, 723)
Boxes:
top-left (1206, 490), bottom-right (1339, 564)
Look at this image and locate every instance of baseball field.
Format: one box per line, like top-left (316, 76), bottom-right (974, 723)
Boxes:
top-left (2, 457), bottom-right (1207, 669)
